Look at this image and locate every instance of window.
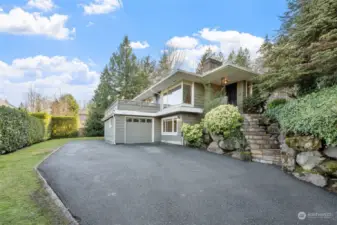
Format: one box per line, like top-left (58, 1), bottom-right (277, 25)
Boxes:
top-left (162, 82), bottom-right (193, 108)
top-left (183, 84), bottom-right (192, 104)
top-left (140, 119), bottom-right (146, 123)
top-left (162, 117), bottom-right (178, 135)
top-left (126, 118), bottom-right (132, 122)
top-left (133, 118), bottom-right (139, 123)
top-left (146, 119), bottom-right (152, 123)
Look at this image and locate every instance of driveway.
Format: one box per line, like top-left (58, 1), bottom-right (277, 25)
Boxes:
top-left (38, 140), bottom-right (337, 225)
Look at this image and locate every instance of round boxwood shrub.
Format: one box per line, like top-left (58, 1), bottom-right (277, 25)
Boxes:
top-left (204, 104), bottom-right (243, 137)
top-left (181, 123), bottom-right (203, 147)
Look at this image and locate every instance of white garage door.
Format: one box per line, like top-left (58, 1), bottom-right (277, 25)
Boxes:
top-left (126, 117), bottom-right (152, 144)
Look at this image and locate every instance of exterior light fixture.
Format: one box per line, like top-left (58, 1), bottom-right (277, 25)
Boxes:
top-left (221, 77), bottom-right (229, 86)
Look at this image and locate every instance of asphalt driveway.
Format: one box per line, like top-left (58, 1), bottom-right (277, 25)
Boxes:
top-left (38, 140), bottom-right (337, 225)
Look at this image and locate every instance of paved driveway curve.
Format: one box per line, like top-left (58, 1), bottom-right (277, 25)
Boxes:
top-left (39, 140), bottom-right (337, 225)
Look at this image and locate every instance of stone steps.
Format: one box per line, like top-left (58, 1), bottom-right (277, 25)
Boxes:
top-left (242, 114), bottom-right (281, 166)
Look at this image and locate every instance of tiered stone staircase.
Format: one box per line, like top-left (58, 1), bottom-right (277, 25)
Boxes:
top-left (242, 114), bottom-right (281, 165)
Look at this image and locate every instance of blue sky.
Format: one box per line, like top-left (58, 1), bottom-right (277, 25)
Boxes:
top-left (0, 0), bottom-right (287, 106)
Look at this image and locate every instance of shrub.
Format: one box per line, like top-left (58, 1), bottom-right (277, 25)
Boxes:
top-left (31, 112), bottom-right (52, 140)
top-left (27, 116), bottom-right (45, 145)
top-left (51, 116), bottom-right (79, 138)
top-left (204, 105), bottom-right (243, 137)
top-left (181, 123), bottom-right (203, 147)
top-left (267, 98), bottom-right (287, 110)
top-left (0, 107), bottom-right (44, 154)
top-left (265, 85), bottom-right (337, 146)
top-left (243, 91), bottom-right (267, 114)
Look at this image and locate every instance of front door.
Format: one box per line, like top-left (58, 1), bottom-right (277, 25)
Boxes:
top-left (226, 83), bottom-right (237, 106)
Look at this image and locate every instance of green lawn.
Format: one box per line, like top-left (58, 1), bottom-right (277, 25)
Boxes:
top-left (0, 137), bottom-right (103, 225)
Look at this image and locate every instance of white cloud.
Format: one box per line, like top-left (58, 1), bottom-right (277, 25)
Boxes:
top-left (0, 8), bottom-right (75, 40)
top-left (86, 21), bottom-right (95, 27)
top-left (27, 0), bottom-right (55, 11)
top-left (198, 28), bottom-right (264, 59)
top-left (0, 8), bottom-right (3, 12)
top-left (166, 36), bottom-right (199, 49)
top-left (0, 56), bottom-right (99, 106)
top-left (83, 0), bottom-right (122, 15)
top-left (130, 41), bottom-right (150, 49)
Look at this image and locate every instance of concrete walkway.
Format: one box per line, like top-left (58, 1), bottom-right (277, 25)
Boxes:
top-left (39, 140), bottom-right (337, 225)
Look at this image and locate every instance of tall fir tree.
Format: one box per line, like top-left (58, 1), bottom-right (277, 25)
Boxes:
top-left (196, 48), bottom-right (213, 74)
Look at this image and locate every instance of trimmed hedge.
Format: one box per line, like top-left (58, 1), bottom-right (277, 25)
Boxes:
top-left (0, 107), bottom-right (44, 154)
top-left (31, 112), bottom-right (52, 140)
top-left (265, 85), bottom-right (337, 146)
top-left (51, 116), bottom-right (79, 138)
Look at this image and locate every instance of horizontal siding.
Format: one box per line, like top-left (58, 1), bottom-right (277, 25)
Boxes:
top-left (194, 82), bottom-right (204, 108)
top-left (154, 118), bottom-right (161, 142)
top-left (104, 119), bottom-right (114, 144)
top-left (115, 116), bottom-right (125, 144)
top-left (181, 113), bottom-right (202, 125)
top-left (161, 135), bottom-right (182, 144)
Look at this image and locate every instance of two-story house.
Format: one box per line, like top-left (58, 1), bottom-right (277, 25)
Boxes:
top-left (102, 57), bottom-right (258, 145)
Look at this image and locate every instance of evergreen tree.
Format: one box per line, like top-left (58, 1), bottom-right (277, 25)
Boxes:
top-left (234, 47), bottom-right (251, 68)
top-left (226, 50), bottom-right (236, 65)
top-left (258, 0), bottom-right (337, 94)
top-left (196, 48), bottom-right (213, 74)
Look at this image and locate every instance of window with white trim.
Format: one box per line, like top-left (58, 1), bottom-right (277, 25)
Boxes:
top-left (162, 117), bottom-right (178, 135)
top-left (162, 82), bottom-right (193, 108)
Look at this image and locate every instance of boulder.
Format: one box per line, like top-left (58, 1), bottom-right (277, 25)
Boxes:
top-left (258, 117), bottom-right (272, 126)
top-left (296, 151), bottom-right (325, 170)
top-left (210, 132), bottom-right (224, 142)
top-left (285, 136), bottom-right (322, 151)
top-left (267, 123), bottom-right (280, 135)
top-left (280, 143), bottom-right (296, 172)
top-left (207, 142), bottom-right (224, 154)
top-left (317, 160), bottom-right (337, 176)
top-left (327, 179), bottom-right (337, 193)
top-left (203, 133), bottom-right (212, 145)
top-left (293, 172), bottom-right (327, 187)
top-left (323, 146), bottom-right (337, 160)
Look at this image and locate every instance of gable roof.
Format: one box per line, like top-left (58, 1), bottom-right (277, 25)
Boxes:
top-left (133, 64), bottom-right (260, 101)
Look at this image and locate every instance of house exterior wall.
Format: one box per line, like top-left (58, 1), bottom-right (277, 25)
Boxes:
top-left (154, 118), bottom-right (161, 142)
top-left (115, 116), bottom-right (125, 144)
top-left (236, 81), bottom-right (246, 112)
top-left (160, 113), bottom-right (202, 145)
top-left (194, 82), bottom-right (205, 108)
top-left (104, 118), bottom-right (114, 144)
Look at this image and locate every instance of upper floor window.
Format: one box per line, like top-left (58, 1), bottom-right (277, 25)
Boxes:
top-left (162, 82), bottom-right (193, 107)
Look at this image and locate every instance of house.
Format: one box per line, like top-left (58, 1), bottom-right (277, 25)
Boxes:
top-left (102, 58), bottom-right (258, 145)
top-left (0, 99), bottom-right (15, 108)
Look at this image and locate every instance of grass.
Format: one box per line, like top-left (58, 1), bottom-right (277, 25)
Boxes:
top-left (0, 137), bottom-right (103, 225)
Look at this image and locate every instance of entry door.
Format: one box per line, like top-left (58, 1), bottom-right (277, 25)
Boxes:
top-left (126, 117), bottom-right (152, 144)
top-left (226, 83), bottom-right (237, 106)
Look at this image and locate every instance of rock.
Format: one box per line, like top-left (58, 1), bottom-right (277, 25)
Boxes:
top-left (285, 136), bottom-right (322, 151)
top-left (219, 139), bottom-right (236, 151)
top-left (258, 117), bottom-right (272, 126)
top-left (327, 179), bottom-right (337, 193)
top-left (317, 160), bottom-right (337, 176)
top-left (231, 151), bottom-right (241, 160)
top-left (293, 172), bottom-right (327, 187)
top-left (203, 133), bottom-right (212, 145)
top-left (207, 142), bottom-right (224, 154)
top-left (210, 132), bottom-right (224, 142)
top-left (267, 123), bottom-right (280, 135)
top-left (296, 151), bottom-right (325, 170)
top-left (281, 143), bottom-right (296, 172)
top-left (323, 146), bottom-right (337, 159)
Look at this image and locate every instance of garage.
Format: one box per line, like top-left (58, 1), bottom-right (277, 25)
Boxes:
top-left (125, 117), bottom-right (153, 144)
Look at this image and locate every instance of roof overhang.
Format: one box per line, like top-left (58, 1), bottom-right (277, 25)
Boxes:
top-left (133, 70), bottom-right (203, 101)
top-left (133, 64), bottom-right (259, 101)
